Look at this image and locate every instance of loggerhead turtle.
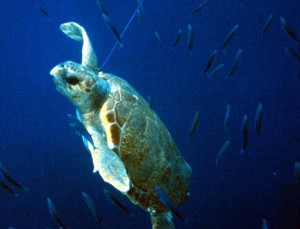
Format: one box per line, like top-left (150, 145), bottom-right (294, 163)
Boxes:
top-left (50, 22), bottom-right (192, 229)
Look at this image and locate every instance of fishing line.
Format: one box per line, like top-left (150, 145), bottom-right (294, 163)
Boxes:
top-left (101, 0), bottom-right (145, 69)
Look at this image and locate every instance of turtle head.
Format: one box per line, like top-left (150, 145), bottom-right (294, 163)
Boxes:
top-left (50, 61), bottom-right (109, 114)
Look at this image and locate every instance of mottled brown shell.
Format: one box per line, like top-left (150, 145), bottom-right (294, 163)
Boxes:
top-left (99, 73), bottom-right (192, 212)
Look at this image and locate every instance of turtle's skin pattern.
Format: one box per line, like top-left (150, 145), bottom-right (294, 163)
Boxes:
top-left (50, 22), bottom-right (192, 229)
top-left (97, 72), bottom-right (191, 208)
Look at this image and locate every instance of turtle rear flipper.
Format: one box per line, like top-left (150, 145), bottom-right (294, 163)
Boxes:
top-left (92, 148), bottom-right (130, 193)
top-left (151, 211), bottom-right (175, 229)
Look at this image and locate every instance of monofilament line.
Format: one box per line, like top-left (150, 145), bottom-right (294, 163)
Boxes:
top-left (101, 0), bottom-right (145, 69)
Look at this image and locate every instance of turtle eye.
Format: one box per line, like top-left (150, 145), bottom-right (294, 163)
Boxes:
top-left (66, 76), bottom-right (79, 85)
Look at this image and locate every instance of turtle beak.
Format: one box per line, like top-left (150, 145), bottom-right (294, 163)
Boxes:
top-left (50, 65), bottom-right (64, 79)
top-left (50, 63), bottom-right (81, 86)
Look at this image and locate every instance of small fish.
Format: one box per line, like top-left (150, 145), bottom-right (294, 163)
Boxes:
top-left (204, 49), bottom-right (218, 73)
top-left (215, 140), bottom-right (230, 166)
top-left (280, 17), bottom-right (299, 42)
top-left (47, 198), bottom-right (68, 229)
top-left (191, 0), bottom-right (208, 15)
top-left (285, 47), bottom-right (300, 64)
top-left (147, 95), bottom-right (152, 109)
top-left (97, 0), bottom-right (109, 16)
top-left (38, 6), bottom-right (49, 17)
top-left (104, 189), bottom-right (131, 215)
top-left (102, 14), bottom-right (123, 46)
top-left (82, 192), bottom-right (103, 225)
top-left (262, 14), bottom-right (273, 35)
top-left (223, 24), bottom-right (239, 49)
top-left (135, 0), bottom-right (145, 12)
top-left (262, 218), bottom-right (269, 229)
top-left (209, 63), bottom-right (224, 78)
top-left (0, 161), bottom-right (28, 192)
top-left (137, 9), bottom-right (143, 25)
top-left (135, 0), bottom-right (145, 25)
top-left (172, 29), bottom-right (183, 48)
top-left (187, 24), bottom-right (193, 52)
top-left (241, 114), bottom-right (248, 154)
top-left (155, 186), bottom-right (186, 221)
top-left (255, 103), bottom-right (263, 136)
top-left (0, 180), bottom-right (16, 199)
top-left (188, 111), bottom-right (199, 137)
top-left (100, 0), bottom-right (144, 68)
top-left (67, 114), bottom-right (94, 147)
top-left (154, 31), bottom-right (161, 43)
top-left (228, 49), bottom-right (242, 77)
top-left (293, 160), bottom-right (300, 184)
top-left (224, 104), bottom-right (231, 131)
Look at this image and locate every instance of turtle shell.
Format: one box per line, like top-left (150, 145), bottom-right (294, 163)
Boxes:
top-left (99, 73), bottom-right (192, 211)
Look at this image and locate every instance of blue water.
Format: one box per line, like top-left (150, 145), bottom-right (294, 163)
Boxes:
top-left (0, 1), bottom-right (299, 228)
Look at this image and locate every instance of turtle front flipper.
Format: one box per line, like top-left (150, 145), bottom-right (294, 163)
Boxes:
top-left (60, 22), bottom-right (98, 72)
top-left (91, 147), bottom-right (130, 193)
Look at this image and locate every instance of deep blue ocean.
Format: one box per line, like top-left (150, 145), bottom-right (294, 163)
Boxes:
top-left (0, 1), bottom-right (299, 228)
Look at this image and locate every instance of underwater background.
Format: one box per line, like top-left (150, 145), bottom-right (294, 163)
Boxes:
top-left (0, 0), bottom-right (299, 228)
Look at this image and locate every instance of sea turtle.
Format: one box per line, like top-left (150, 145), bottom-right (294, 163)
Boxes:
top-left (50, 22), bottom-right (192, 229)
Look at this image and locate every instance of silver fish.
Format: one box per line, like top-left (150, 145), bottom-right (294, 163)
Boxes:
top-left (104, 189), bottom-right (131, 215)
top-left (38, 6), bottom-right (49, 17)
top-left (172, 29), bottom-right (183, 48)
top-left (262, 14), bottom-right (273, 35)
top-left (0, 180), bottom-right (16, 199)
top-left (262, 218), bottom-right (269, 229)
top-left (135, 0), bottom-right (145, 12)
top-left (154, 31), bottom-right (161, 43)
top-left (147, 95), bottom-right (152, 109)
top-left (204, 49), bottom-right (218, 73)
top-left (215, 140), bottom-right (230, 166)
top-left (255, 103), bottom-right (263, 136)
top-left (137, 9), bottom-right (143, 25)
top-left (97, 0), bottom-right (109, 16)
top-left (135, 0), bottom-right (145, 25)
top-left (47, 198), bottom-right (68, 229)
top-left (101, 0), bottom-right (145, 68)
top-left (228, 49), bottom-right (242, 77)
top-left (191, 0), bottom-right (208, 15)
top-left (293, 160), bottom-right (300, 184)
top-left (223, 24), bottom-right (239, 49)
top-left (241, 114), bottom-right (248, 154)
top-left (209, 63), bottom-right (224, 78)
top-left (82, 192), bottom-right (103, 225)
top-left (187, 24), bottom-right (193, 52)
top-left (102, 14), bottom-right (123, 46)
top-left (285, 47), bottom-right (300, 64)
top-left (224, 104), bottom-right (231, 131)
top-left (0, 161), bottom-right (28, 192)
top-left (188, 110), bottom-right (199, 137)
top-left (280, 17), bottom-right (299, 42)
top-left (67, 114), bottom-right (95, 147)
top-left (155, 186), bottom-right (186, 221)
